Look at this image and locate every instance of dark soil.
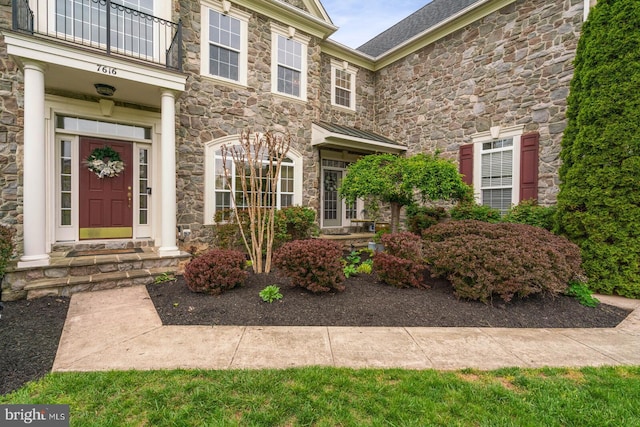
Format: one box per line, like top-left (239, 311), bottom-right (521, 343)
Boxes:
top-left (1, 270), bottom-right (631, 396)
top-left (147, 272), bottom-right (630, 328)
top-left (0, 297), bottom-right (69, 396)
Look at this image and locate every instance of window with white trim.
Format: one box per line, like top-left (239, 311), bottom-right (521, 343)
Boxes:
top-left (271, 24), bottom-right (309, 100)
top-left (481, 138), bottom-right (513, 213)
top-left (56, 0), bottom-right (155, 57)
top-left (331, 61), bottom-right (357, 110)
top-left (200, 3), bottom-right (249, 85)
top-left (205, 137), bottom-right (303, 224)
top-left (471, 125), bottom-right (524, 214)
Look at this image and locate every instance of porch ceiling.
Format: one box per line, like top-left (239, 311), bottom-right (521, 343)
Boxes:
top-left (311, 122), bottom-right (407, 154)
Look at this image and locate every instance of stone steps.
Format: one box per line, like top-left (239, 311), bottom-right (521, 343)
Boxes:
top-left (319, 232), bottom-right (375, 249)
top-left (2, 248), bottom-right (191, 300)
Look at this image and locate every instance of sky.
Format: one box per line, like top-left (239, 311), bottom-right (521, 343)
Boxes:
top-left (321, 0), bottom-right (431, 49)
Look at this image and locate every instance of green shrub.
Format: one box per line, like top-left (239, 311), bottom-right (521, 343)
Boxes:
top-left (555, 0), bottom-right (640, 297)
top-left (0, 225), bottom-right (14, 278)
top-left (566, 282), bottom-right (600, 308)
top-left (373, 252), bottom-right (427, 289)
top-left (423, 220), bottom-right (583, 303)
top-left (274, 206), bottom-right (318, 245)
top-left (212, 209), bottom-right (249, 251)
top-left (503, 200), bottom-right (556, 231)
top-left (273, 239), bottom-right (345, 293)
top-left (406, 205), bottom-right (447, 235)
top-left (450, 202), bottom-right (501, 223)
top-left (183, 249), bottom-right (248, 295)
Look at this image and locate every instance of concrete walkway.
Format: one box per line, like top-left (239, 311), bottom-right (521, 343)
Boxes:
top-left (53, 286), bottom-right (640, 372)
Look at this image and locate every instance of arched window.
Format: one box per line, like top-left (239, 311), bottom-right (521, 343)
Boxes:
top-left (204, 135), bottom-right (303, 224)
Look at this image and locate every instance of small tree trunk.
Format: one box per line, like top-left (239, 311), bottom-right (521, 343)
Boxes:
top-left (390, 202), bottom-right (402, 233)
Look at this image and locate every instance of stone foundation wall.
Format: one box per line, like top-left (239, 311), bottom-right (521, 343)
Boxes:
top-left (374, 0), bottom-right (584, 205)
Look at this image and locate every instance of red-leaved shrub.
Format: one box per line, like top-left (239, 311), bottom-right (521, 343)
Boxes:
top-left (183, 249), bottom-right (248, 295)
top-left (422, 220), bottom-right (584, 303)
top-left (374, 232), bottom-right (427, 288)
top-left (381, 231), bottom-right (423, 263)
top-left (272, 239), bottom-right (345, 293)
top-left (373, 252), bottom-right (428, 289)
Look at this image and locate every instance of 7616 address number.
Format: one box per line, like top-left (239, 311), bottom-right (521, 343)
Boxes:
top-left (96, 64), bottom-right (117, 75)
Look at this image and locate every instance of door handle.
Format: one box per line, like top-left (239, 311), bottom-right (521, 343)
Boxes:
top-left (127, 186), bottom-right (132, 208)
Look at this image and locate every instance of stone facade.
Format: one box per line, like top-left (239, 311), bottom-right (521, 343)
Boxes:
top-left (374, 0), bottom-right (583, 205)
top-left (0, 0), bottom-right (586, 255)
top-left (0, 4), bottom-right (23, 256)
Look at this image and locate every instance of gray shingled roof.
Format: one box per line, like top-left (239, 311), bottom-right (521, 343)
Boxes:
top-left (357, 0), bottom-right (481, 57)
top-left (314, 121), bottom-right (400, 145)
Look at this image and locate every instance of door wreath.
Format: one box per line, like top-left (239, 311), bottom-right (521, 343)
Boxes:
top-left (86, 146), bottom-right (125, 178)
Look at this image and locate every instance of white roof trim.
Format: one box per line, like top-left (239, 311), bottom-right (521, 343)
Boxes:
top-left (311, 123), bottom-right (406, 154)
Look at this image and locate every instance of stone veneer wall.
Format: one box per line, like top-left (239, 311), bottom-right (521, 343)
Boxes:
top-left (374, 0), bottom-right (584, 205)
top-left (176, 1), bottom-right (332, 247)
top-left (0, 4), bottom-right (24, 256)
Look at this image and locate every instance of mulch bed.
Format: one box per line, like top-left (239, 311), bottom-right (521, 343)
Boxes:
top-left (147, 272), bottom-right (630, 328)
top-left (0, 270), bottom-right (631, 396)
top-left (0, 297), bottom-right (69, 396)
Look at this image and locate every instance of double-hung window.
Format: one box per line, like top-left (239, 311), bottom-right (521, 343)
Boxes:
top-left (271, 24), bottom-right (309, 100)
top-left (331, 60), bottom-right (357, 110)
top-left (462, 125), bottom-right (532, 214)
top-left (201, 3), bottom-right (248, 85)
top-left (481, 138), bottom-right (514, 213)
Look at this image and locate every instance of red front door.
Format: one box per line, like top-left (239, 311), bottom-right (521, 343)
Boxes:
top-left (79, 138), bottom-right (133, 239)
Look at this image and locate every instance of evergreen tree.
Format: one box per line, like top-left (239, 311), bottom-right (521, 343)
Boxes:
top-left (555, 0), bottom-right (640, 297)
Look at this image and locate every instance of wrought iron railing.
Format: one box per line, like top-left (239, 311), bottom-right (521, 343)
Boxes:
top-left (12, 0), bottom-right (182, 71)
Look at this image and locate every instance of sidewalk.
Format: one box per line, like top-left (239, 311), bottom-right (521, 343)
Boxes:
top-left (53, 286), bottom-right (640, 372)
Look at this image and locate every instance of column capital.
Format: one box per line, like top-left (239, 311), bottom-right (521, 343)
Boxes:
top-left (160, 88), bottom-right (177, 98)
top-left (21, 59), bottom-right (48, 73)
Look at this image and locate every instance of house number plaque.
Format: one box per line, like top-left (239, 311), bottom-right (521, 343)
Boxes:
top-left (96, 64), bottom-right (117, 75)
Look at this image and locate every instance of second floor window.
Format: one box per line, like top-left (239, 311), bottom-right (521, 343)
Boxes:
top-left (271, 24), bottom-right (309, 101)
top-left (55, 0), bottom-right (154, 56)
top-left (200, 4), bottom-right (248, 85)
top-left (208, 10), bottom-right (241, 81)
top-left (276, 35), bottom-right (302, 97)
top-left (331, 61), bottom-right (357, 110)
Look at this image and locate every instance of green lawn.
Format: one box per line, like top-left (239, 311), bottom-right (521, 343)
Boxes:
top-left (2, 366), bottom-right (640, 426)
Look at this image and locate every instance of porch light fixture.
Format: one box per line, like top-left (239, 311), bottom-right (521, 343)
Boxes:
top-left (94, 83), bottom-right (116, 97)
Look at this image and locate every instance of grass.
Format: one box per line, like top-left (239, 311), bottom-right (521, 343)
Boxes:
top-left (2, 367), bottom-right (640, 426)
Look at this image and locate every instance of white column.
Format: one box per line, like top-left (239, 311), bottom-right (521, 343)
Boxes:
top-left (18, 61), bottom-right (49, 268)
top-left (158, 89), bottom-right (179, 256)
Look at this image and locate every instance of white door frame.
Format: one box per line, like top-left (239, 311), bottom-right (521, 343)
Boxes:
top-left (46, 96), bottom-right (160, 248)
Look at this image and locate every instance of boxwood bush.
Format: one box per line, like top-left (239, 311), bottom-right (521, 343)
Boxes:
top-left (422, 220), bottom-right (584, 303)
top-left (273, 239), bottom-right (345, 293)
top-left (184, 249), bottom-right (248, 295)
